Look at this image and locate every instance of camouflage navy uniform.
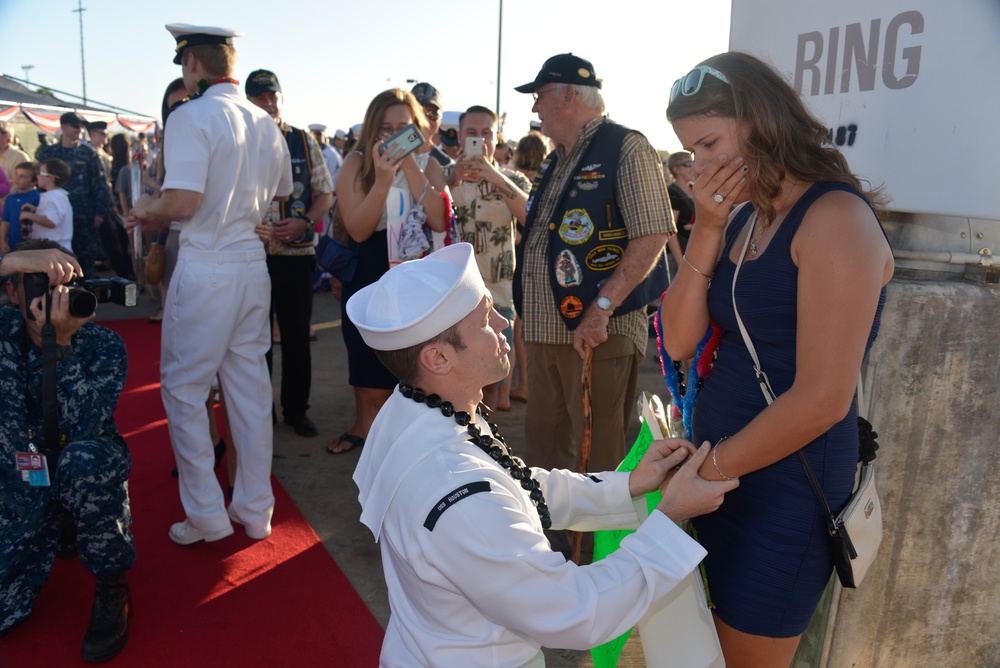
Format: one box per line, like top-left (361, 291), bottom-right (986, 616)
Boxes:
top-left (0, 307), bottom-right (133, 635)
top-left (36, 142), bottom-right (110, 278)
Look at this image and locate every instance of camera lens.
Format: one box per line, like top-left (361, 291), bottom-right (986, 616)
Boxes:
top-left (66, 287), bottom-right (98, 318)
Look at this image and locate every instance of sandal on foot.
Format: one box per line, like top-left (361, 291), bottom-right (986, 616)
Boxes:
top-left (326, 433), bottom-right (365, 455)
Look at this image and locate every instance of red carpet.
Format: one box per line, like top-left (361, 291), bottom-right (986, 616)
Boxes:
top-left (0, 319), bottom-right (384, 667)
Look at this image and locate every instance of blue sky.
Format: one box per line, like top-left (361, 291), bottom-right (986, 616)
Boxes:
top-left (0, 0), bottom-right (731, 151)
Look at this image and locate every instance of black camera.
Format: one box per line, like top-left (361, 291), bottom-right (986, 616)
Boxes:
top-left (23, 272), bottom-right (138, 320)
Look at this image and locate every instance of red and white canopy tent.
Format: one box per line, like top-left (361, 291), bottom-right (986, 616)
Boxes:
top-left (0, 104), bottom-right (156, 135)
top-left (0, 74), bottom-right (157, 136)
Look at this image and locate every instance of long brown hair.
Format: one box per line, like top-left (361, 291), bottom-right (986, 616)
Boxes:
top-left (666, 52), bottom-right (884, 223)
top-left (354, 89), bottom-right (428, 194)
top-left (514, 132), bottom-right (549, 173)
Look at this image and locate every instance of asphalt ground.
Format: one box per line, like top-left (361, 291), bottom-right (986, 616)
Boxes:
top-left (96, 274), bottom-right (671, 667)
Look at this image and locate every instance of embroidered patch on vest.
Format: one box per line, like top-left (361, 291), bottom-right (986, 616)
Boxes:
top-left (598, 228), bottom-right (628, 241)
top-left (586, 244), bottom-right (623, 271)
top-left (577, 181), bottom-right (599, 191)
top-left (424, 481), bottom-right (492, 531)
top-left (555, 250), bottom-right (582, 287)
top-left (560, 295), bottom-right (584, 319)
top-left (558, 209), bottom-right (594, 245)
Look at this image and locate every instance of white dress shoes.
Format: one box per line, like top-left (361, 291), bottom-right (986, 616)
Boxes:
top-left (168, 520), bottom-right (234, 545)
top-left (227, 505), bottom-right (272, 540)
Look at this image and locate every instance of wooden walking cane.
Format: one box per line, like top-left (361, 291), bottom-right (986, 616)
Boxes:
top-left (571, 343), bottom-right (594, 565)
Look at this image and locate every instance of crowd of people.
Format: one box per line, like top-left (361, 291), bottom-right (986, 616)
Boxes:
top-left (0, 23), bottom-right (891, 668)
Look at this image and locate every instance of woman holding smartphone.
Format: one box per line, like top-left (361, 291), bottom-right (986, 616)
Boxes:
top-left (328, 88), bottom-right (447, 455)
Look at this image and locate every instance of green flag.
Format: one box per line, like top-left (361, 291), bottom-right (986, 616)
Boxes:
top-left (589, 419), bottom-right (662, 667)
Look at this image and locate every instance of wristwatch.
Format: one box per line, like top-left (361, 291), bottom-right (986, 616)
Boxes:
top-left (595, 295), bottom-right (615, 312)
top-left (297, 214), bottom-right (315, 232)
top-left (55, 344), bottom-right (73, 361)
top-left (292, 215), bottom-right (315, 244)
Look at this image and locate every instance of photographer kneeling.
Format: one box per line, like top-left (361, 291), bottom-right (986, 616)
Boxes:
top-left (0, 239), bottom-right (134, 663)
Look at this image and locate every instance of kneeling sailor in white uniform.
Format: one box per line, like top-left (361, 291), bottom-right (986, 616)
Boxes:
top-left (348, 242), bottom-right (739, 667)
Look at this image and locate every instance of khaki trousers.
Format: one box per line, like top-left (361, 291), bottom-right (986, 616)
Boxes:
top-left (523, 334), bottom-right (640, 475)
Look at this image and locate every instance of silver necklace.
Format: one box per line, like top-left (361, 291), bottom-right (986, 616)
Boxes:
top-left (748, 223), bottom-right (766, 257)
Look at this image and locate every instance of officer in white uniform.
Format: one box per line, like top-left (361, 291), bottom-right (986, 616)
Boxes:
top-left (129, 24), bottom-right (292, 545)
top-left (348, 243), bottom-right (739, 666)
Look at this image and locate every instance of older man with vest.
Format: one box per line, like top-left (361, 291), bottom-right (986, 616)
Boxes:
top-left (246, 69), bottom-right (333, 438)
top-left (513, 54), bottom-right (675, 553)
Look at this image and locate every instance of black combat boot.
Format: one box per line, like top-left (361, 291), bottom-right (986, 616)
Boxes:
top-left (81, 572), bottom-right (132, 663)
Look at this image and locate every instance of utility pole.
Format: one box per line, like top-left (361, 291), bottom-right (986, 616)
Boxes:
top-left (73, 0), bottom-right (87, 104)
top-left (21, 65), bottom-right (34, 83)
top-left (496, 0), bottom-right (503, 118)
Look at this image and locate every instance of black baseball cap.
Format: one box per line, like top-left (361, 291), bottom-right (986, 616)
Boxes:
top-left (86, 121), bottom-right (108, 132)
top-left (246, 69), bottom-right (282, 97)
top-left (514, 53), bottom-right (602, 93)
top-left (411, 82), bottom-right (443, 109)
top-left (60, 112), bottom-right (84, 128)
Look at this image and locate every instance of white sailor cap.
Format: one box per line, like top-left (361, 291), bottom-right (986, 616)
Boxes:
top-left (346, 244), bottom-right (487, 351)
top-left (350, 123), bottom-right (363, 135)
top-left (166, 24), bottom-right (243, 64)
top-left (334, 129), bottom-right (347, 140)
top-left (308, 123), bottom-right (327, 132)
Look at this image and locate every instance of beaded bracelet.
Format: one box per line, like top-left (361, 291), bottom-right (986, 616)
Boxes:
top-left (712, 437), bottom-right (736, 481)
top-left (682, 254), bottom-right (713, 279)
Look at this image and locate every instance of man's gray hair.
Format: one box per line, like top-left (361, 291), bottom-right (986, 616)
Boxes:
top-left (0, 120), bottom-right (11, 136)
top-left (573, 84), bottom-right (606, 113)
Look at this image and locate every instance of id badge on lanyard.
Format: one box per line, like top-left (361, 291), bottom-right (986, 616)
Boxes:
top-left (15, 439), bottom-right (51, 487)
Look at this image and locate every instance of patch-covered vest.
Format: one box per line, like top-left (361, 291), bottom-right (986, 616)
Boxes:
top-left (280, 127), bottom-right (314, 247)
top-left (521, 121), bottom-right (668, 329)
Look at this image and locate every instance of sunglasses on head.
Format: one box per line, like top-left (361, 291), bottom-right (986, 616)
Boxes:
top-left (669, 65), bottom-right (730, 103)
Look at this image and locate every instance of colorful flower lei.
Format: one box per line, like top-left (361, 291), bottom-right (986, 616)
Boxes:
top-left (653, 291), bottom-right (722, 440)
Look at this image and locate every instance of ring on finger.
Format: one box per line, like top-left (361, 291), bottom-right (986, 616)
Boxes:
top-left (713, 193), bottom-right (725, 204)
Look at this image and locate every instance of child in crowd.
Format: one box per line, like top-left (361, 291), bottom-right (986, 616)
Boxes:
top-left (21, 159), bottom-right (74, 252)
top-left (0, 161), bottom-right (40, 253)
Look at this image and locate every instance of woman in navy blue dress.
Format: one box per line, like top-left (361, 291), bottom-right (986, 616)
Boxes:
top-left (660, 53), bottom-right (894, 667)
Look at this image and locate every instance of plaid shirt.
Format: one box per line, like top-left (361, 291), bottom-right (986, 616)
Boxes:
top-left (521, 116), bottom-right (675, 351)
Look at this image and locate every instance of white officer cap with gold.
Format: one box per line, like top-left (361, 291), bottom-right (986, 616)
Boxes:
top-left (166, 24), bottom-right (243, 65)
top-left (346, 244), bottom-right (487, 351)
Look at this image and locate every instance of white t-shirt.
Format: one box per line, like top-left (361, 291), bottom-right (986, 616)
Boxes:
top-left (32, 188), bottom-right (74, 252)
top-left (162, 82), bottom-right (292, 253)
top-left (321, 143), bottom-right (342, 187)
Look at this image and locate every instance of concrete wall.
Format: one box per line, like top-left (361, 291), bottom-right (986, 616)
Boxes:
top-left (823, 276), bottom-right (1000, 666)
